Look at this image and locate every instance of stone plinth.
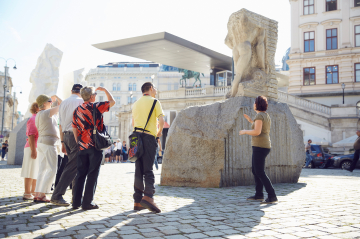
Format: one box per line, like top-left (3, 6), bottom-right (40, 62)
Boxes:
top-left (7, 118), bottom-right (29, 165)
top-left (160, 96), bottom-right (304, 188)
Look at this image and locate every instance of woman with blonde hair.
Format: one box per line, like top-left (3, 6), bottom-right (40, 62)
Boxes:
top-left (33, 94), bottom-right (62, 203)
top-left (20, 103), bottom-right (40, 200)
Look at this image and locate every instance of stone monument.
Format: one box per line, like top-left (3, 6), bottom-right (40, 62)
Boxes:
top-left (62, 68), bottom-right (85, 99)
top-left (25, 44), bottom-right (63, 118)
top-left (8, 44), bottom-right (63, 165)
top-left (160, 9), bottom-right (304, 188)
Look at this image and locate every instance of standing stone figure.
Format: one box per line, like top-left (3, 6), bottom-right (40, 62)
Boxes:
top-left (225, 9), bottom-right (278, 99)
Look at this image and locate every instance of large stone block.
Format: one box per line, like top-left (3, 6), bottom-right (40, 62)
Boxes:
top-left (160, 96), bottom-right (304, 188)
top-left (7, 118), bottom-right (29, 165)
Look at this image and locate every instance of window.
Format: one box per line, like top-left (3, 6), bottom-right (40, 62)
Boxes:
top-left (132, 97), bottom-right (136, 103)
top-left (133, 83), bottom-right (136, 91)
top-left (128, 83), bottom-right (132, 91)
top-left (304, 0), bottom-right (314, 15)
top-left (115, 96), bottom-right (121, 105)
top-left (112, 83), bottom-right (117, 91)
top-left (326, 29), bottom-right (337, 50)
top-left (100, 83), bottom-right (104, 87)
top-left (99, 96), bottom-right (104, 102)
top-left (355, 63), bottom-right (360, 82)
top-left (174, 82), bottom-right (179, 90)
top-left (168, 82), bottom-right (172, 90)
top-left (356, 0), bottom-right (360, 7)
top-left (326, 65), bottom-right (339, 84)
top-left (117, 83), bottom-right (121, 91)
top-left (128, 96), bottom-right (132, 104)
top-left (303, 67), bottom-right (316, 85)
top-left (355, 25), bottom-right (360, 47)
top-left (304, 32), bottom-right (315, 52)
top-left (326, 0), bottom-right (337, 11)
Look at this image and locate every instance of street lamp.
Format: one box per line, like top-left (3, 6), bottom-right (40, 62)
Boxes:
top-left (341, 83), bottom-right (345, 104)
top-left (151, 75), bottom-right (155, 83)
top-left (11, 86), bottom-right (22, 130)
top-left (0, 58), bottom-right (17, 141)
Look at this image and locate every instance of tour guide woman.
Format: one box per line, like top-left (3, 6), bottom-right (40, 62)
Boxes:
top-left (239, 96), bottom-right (278, 204)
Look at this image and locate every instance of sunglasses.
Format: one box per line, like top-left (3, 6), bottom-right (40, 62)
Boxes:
top-left (47, 100), bottom-right (53, 103)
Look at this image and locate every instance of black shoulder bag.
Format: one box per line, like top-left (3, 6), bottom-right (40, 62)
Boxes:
top-left (92, 104), bottom-right (112, 150)
top-left (128, 99), bottom-right (157, 162)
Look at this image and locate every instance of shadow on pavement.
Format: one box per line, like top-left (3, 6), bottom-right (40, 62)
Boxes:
top-left (35, 182), bottom-right (306, 238)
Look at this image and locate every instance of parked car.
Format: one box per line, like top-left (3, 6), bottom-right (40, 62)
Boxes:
top-left (305, 144), bottom-right (326, 168)
top-left (331, 154), bottom-right (360, 169)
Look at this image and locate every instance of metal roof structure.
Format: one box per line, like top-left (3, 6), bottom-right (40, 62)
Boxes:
top-left (92, 32), bottom-right (232, 74)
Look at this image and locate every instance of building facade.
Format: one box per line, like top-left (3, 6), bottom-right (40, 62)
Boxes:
top-left (84, 62), bottom-right (160, 140)
top-left (287, 0), bottom-right (360, 106)
top-left (0, 71), bottom-right (19, 140)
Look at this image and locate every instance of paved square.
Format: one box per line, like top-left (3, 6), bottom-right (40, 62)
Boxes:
top-left (1, 161), bottom-right (360, 238)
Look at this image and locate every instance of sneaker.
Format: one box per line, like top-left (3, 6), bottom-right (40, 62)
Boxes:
top-left (260, 197), bottom-right (278, 204)
top-left (140, 196), bottom-right (161, 213)
top-left (51, 198), bottom-right (70, 206)
top-left (134, 203), bottom-right (146, 211)
top-left (246, 195), bottom-right (264, 201)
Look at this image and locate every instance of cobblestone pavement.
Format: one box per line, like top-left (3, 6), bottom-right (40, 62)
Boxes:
top-left (1, 161), bottom-right (360, 239)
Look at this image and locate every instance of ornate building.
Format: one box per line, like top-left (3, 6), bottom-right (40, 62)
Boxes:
top-left (0, 71), bottom-right (19, 140)
top-left (287, 0), bottom-right (360, 106)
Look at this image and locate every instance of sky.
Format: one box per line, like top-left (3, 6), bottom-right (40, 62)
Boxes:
top-left (0, 0), bottom-right (291, 114)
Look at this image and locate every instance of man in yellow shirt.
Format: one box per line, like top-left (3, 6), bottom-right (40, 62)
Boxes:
top-left (132, 82), bottom-right (164, 213)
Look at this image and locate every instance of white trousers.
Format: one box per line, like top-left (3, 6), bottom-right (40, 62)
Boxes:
top-left (35, 143), bottom-right (58, 193)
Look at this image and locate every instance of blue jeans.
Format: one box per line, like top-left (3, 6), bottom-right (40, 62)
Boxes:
top-left (305, 153), bottom-right (313, 167)
top-left (1, 149), bottom-right (6, 159)
top-left (73, 147), bottom-right (103, 207)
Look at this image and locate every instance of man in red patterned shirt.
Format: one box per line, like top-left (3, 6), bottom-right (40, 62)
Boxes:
top-left (72, 86), bottom-right (115, 210)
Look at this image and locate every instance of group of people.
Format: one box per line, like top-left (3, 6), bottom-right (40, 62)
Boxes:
top-left (17, 80), bottom-right (281, 213)
top-left (104, 140), bottom-right (128, 163)
top-left (20, 84), bottom-right (116, 210)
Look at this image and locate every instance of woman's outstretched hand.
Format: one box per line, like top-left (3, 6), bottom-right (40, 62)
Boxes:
top-left (239, 130), bottom-right (246, 135)
top-left (243, 114), bottom-right (253, 123)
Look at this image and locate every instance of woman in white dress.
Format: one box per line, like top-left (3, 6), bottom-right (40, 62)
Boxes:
top-left (20, 103), bottom-right (40, 200)
top-left (34, 94), bottom-right (62, 203)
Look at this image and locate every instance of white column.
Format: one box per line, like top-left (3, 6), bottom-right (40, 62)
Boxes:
top-left (290, 0), bottom-right (300, 53)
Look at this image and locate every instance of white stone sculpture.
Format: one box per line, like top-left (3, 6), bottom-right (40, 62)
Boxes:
top-left (225, 9), bottom-right (278, 99)
top-left (62, 68), bottom-right (85, 99)
top-left (25, 44), bottom-right (63, 117)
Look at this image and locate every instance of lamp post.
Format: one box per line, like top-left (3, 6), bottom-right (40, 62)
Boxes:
top-left (11, 86), bottom-right (22, 130)
top-left (341, 83), bottom-right (345, 104)
top-left (0, 58), bottom-right (17, 141)
top-left (151, 74), bottom-right (155, 83)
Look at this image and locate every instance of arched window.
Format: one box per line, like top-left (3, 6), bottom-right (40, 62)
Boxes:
top-left (128, 83), bottom-right (132, 91)
top-left (112, 83), bottom-right (117, 91)
top-left (133, 83), bottom-right (136, 91)
top-left (100, 83), bottom-right (104, 87)
top-left (357, 101), bottom-right (360, 108)
top-left (92, 83), bottom-right (96, 87)
top-left (117, 83), bottom-right (121, 91)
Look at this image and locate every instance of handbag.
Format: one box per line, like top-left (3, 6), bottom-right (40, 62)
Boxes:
top-left (92, 104), bottom-right (112, 151)
top-left (129, 99), bottom-right (157, 162)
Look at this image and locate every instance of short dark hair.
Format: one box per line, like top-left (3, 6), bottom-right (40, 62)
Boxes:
top-left (141, 82), bottom-right (153, 93)
top-left (308, 139), bottom-right (312, 142)
top-left (255, 96), bottom-right (268, 111)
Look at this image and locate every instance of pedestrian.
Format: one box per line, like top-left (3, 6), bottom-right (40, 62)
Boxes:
top-left (72, 86), bottom-right (115, 210)
top-left (116, 139), bottom-right (122, 163)
top-left (122, 141), bottom-right (128, 163)
top-left (154, 137), bottom-right (162, 170)
top-left (104, 147), bottom-right (111, 163)
top-left (50, 84), bottom-right (84, 206)
top-left (132, 82), bottom-right (164, 213)
top-left (1, 140), bottom-right (8, 161)
top-left (345, 130), bottom-right (360, 172)
top-left (239, 96), bottom-right (278, 204)
top-left (34, 94), bottom-right (62, 203)
top-left (304, 139), bottom-right (314, 168)
top-left (20, 103), bottom-right (39, 200)
top-left (111, 142), bottom-right (116, 162)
